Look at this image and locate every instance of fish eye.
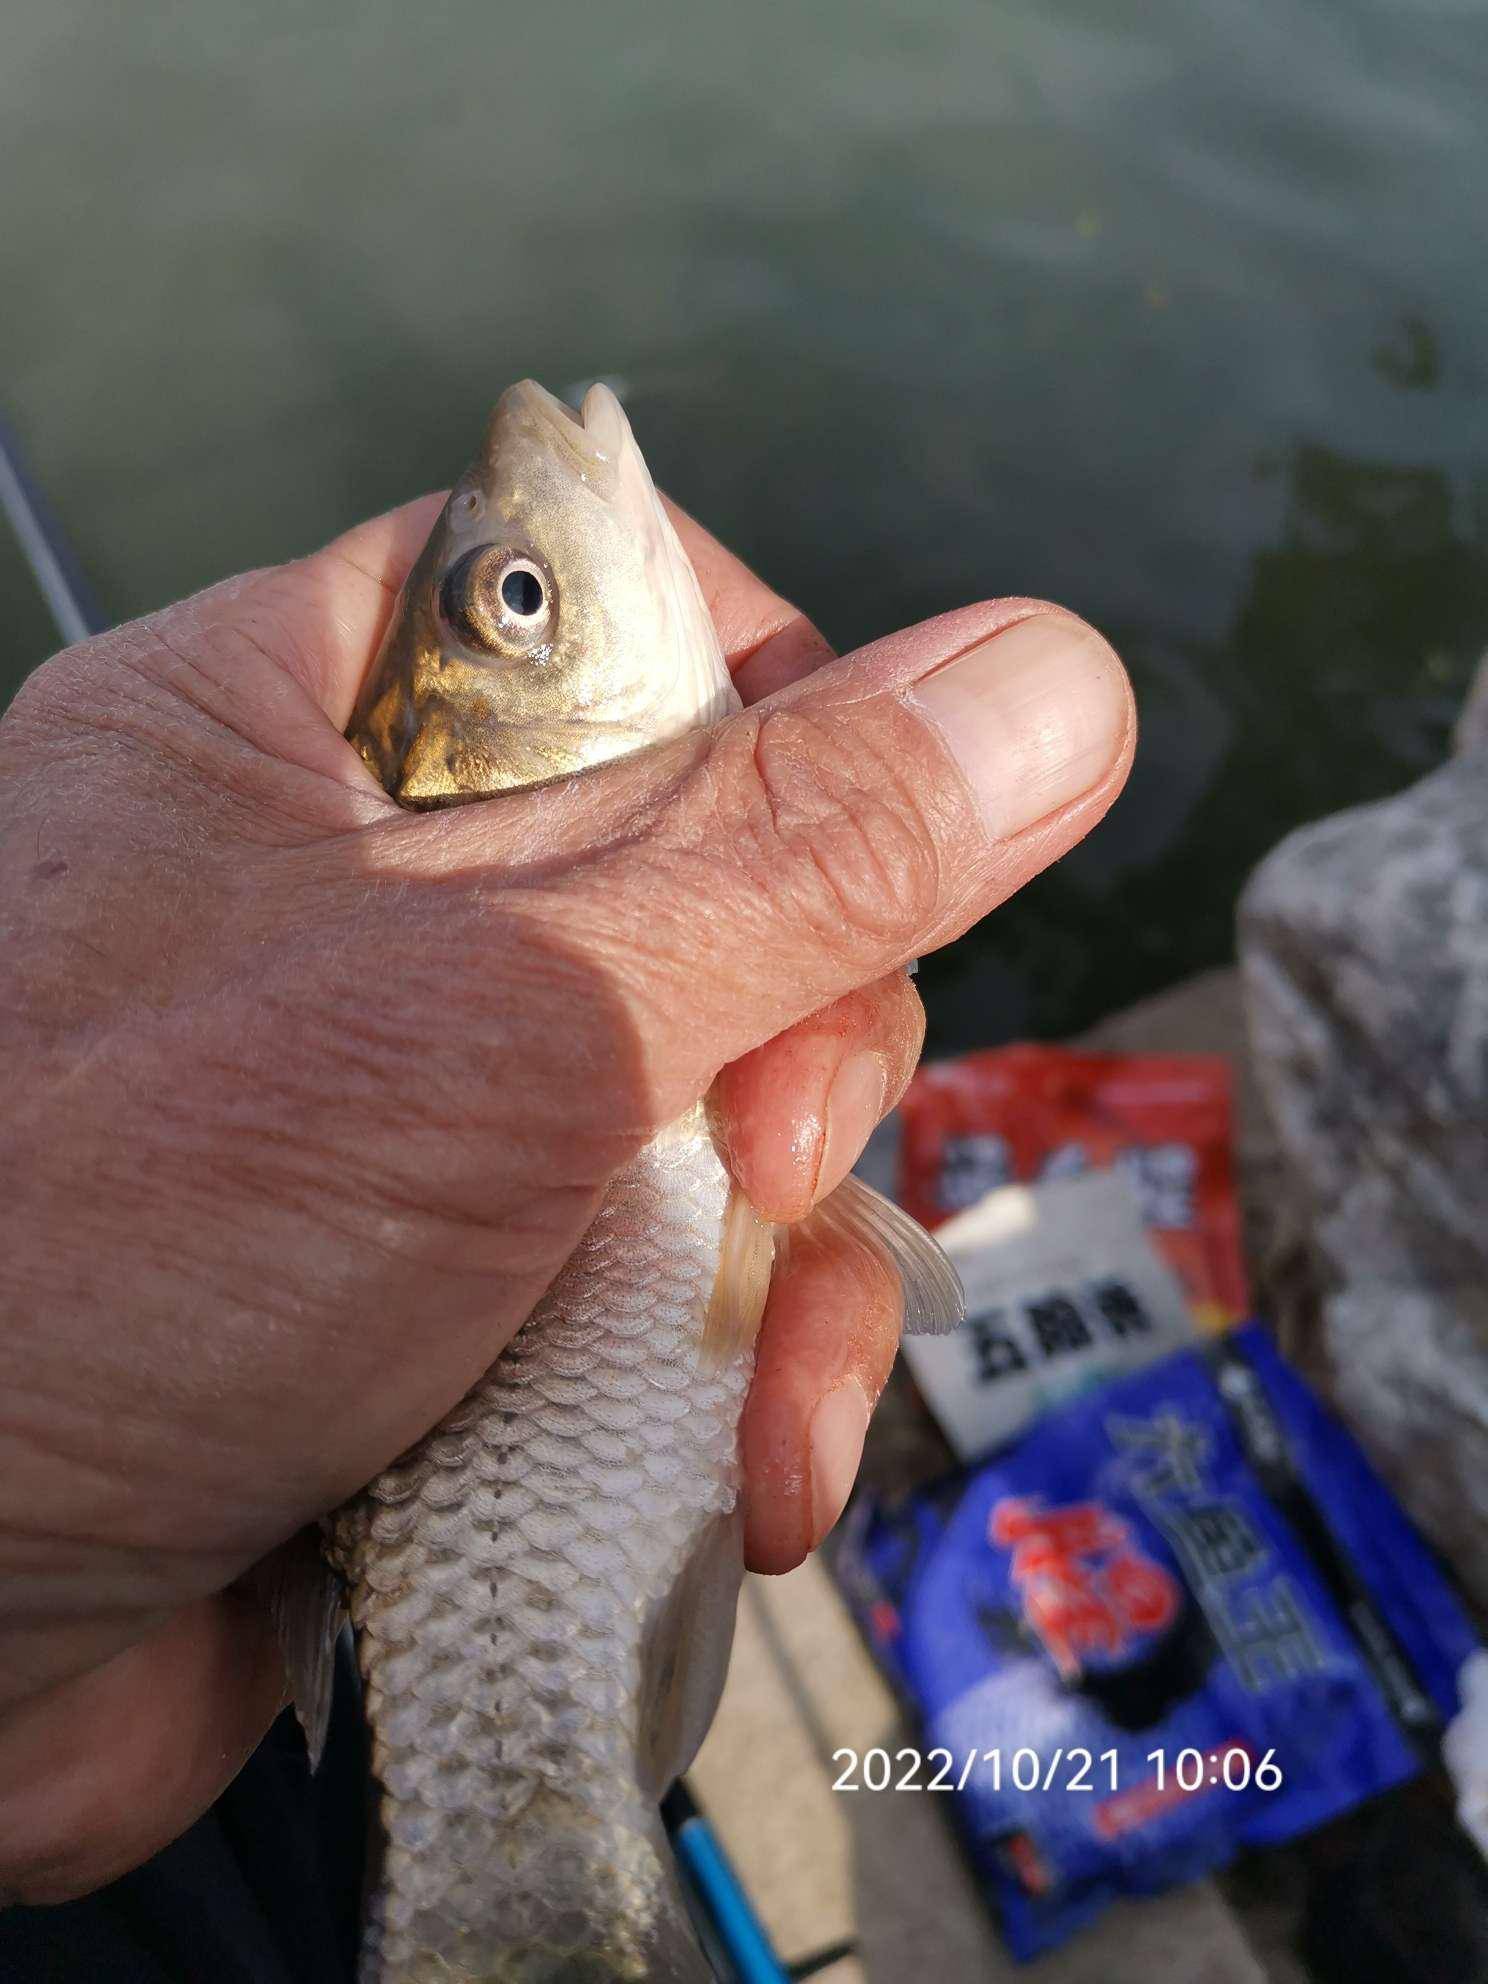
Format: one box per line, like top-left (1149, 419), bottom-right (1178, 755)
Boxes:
top-left (500, 563), bottom-right (545, 619)
top-left (440, 546), bottom-right (555, 653)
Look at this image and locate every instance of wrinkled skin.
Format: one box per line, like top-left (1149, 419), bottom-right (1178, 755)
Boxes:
top-left (0, 491), bottom-right (1133, 1905)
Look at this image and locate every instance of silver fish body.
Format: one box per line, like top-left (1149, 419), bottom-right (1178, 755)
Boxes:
top-left (329, 1104), bottom-right (745, 1982)
top-left (275, 379), bottom-right (962, 1984)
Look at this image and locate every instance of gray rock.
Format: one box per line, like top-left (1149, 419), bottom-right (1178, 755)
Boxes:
top-left (1239, 736), bottom-right (1488, 1608)
top-left (1456, 650), bottom-right (1488, 758)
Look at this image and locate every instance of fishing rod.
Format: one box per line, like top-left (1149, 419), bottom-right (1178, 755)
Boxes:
top-left (664, 1780), bottom-right (793, 1984)
top-left (0, 414), bottom-right (102, 646)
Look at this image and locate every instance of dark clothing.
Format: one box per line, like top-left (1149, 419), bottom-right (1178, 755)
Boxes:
top-left (0, 1648), bottom-right (367, 1983)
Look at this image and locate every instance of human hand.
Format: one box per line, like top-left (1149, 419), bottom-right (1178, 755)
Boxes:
top-left (0, 493), bottom-right (1132, 1900)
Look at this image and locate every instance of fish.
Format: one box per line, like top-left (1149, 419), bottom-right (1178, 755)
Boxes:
top-left (273, 379), bottom-right (963, 1983)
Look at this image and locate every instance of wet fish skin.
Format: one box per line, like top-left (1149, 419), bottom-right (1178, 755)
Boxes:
top-left (303, 379), bottom-right (961, 1983)
top-left (330, 379), bottom-right (758, 1983)
top-left (329, 1104), bottom-right (745, 1983)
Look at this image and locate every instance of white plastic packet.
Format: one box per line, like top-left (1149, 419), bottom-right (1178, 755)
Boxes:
top-left (901, 1168), bottom-right (1198, 1460)
top-left (1444, 1648), bottom-right (1488, 1862)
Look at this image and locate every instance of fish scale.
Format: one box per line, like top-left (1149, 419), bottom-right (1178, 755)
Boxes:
top-left (272, 378), bottom-right (963, 1982)
top-left (329, 1106), bottom-right (747, 1982)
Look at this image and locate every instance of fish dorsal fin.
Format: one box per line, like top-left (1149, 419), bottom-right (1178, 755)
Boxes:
top-left (807, 1172), bottom-right (965, 1336)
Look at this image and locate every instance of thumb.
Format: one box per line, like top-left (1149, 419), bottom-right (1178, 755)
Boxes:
top-left (427, 598), bottom-right (1133, 1111)
top-left (585, 597), bottom-right (1134, 1095)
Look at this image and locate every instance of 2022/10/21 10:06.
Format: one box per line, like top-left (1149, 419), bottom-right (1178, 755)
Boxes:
top-left (830, 1746), bottom-right (1285, 1794)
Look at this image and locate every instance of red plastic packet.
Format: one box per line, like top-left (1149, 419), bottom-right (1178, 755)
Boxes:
top-left (897, 1045), bottom-right (1248, 1330)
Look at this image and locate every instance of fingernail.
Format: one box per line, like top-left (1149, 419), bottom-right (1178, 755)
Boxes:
top-left (809, 1380), bottom-right (871, 1545)
top-left (908, 614), bottom-right (1130, 841)
top-left (815, 1052), bottom-right (888, 1207)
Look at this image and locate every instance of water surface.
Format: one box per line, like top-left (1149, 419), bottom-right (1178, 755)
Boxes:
top-left (3, 0), bottom-right (1485, 1043)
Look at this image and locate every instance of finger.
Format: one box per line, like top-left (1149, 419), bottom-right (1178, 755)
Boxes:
top-left (0, 1591), bottom-right (284, 1905)
top-left (280, 493), bottom-right (449, 727)
top-left (184, 493), bottom-right (446, 732)
top-left (741, 1218), bottom-right (901, 1575)
top-left (715, 972), bottom-right (924, 1223)
top-left (661, 496), bottom-right (836, 700)
top-left (431, 600), bottom-right (1133, 1125)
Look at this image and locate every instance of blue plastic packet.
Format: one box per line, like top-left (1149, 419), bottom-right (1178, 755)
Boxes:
top-left (838, 1324), bottom-right (1479, 1958)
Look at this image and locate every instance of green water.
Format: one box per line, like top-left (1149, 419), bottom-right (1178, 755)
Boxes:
top-left (4, 0), bottom-right (1486, 1047)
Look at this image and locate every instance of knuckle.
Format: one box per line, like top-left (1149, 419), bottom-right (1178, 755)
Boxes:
top-left (881, 974), bottom-right (928, 1090)
top-left (703, 705), bottom-right (945, 953)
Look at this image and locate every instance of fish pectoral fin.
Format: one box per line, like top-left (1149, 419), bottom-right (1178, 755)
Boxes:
top-left (809, 1172), bottom-right (965, 1336)
top-left (251, 1526), bottom-right (345, 1770)
top-left (637, 1507), bottom-right (746, 1799)
top-left (701, 1184), bottom-right (775, 1368)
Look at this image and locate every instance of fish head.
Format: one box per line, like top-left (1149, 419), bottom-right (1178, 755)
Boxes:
top-left (348, 379), bottom-right (736, 804)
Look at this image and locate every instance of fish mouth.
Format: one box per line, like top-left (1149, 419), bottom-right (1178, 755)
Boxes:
top-left (500, 377), bottom-right (629, 472)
